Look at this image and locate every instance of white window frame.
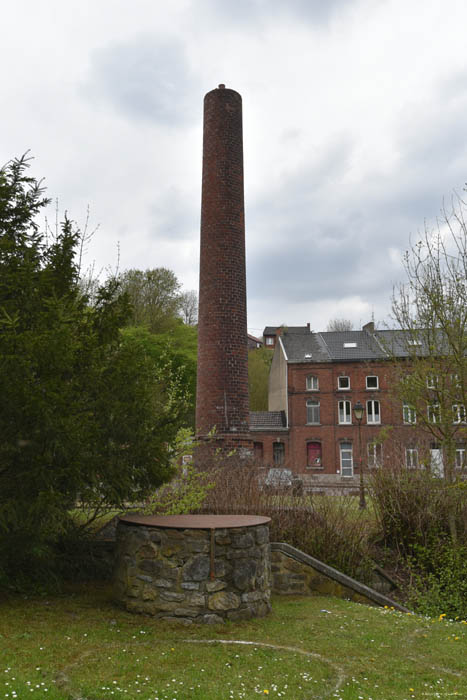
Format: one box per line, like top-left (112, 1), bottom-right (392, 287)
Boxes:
top-left (403, 403), bottom-right (417, 424)
top-left (366, 375), bottom-right (379, 390)
top-left (306, 374), bottom-right (319, 391)
top-left (338, 400), bottom-right (352, 424)
top-left (406, 448), bottom-right (418, 468)
top-left (366, 400), bottom-right (381, 424)
top-left (426, 374), bottom-right (438, 389)
top-left (453, 404), bottom-right (466, 424)
top-left (367, 442), bottom-right (383, 468)
top-left (265, 337), bottom-right (274, 346)
top-left (455, 448), bottom-right (466, 469)
top-left (306, 399), bottom-right (320, 425)
top-left (339, 442), bottom-right (353, 477)
top-left (427, 403), bottom-right (440, 424)
top-left (338, 376), bottom-right (350, 390)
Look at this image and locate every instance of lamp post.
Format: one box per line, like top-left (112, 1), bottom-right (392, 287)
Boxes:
top-left (353, 400), bottom-right (366, 509)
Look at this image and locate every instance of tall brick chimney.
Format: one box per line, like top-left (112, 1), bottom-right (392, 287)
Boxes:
top-left (196, 84), bottom-right (250, 441)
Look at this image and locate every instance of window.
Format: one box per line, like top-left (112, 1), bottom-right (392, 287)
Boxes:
top-left (366, 375), bottom-right (379, 390)
top-left (456, 447), bottom-right (466, 469)
top-left (367, 442), bottom-right (383, 468)
top-left (339, 442), bottom-right (353, 477)
top-left (403, 403), bottom-right (417, 424)
top-left (406, 448), bottom-right (418, 468)
top-left (408, 339), bottom-right (422, 346)
top-left (453, 404), bottom-right (466, 424)
top-left (426, 374), bottom-right (438, 389)
top-left (366, 400), bottom-right (381, 424)
top-left (343, 342), bottom-right (357, 348)
top-left (338, 400), bottom-right (352, 424)
top-left (427, 403), bottom-right (440, 423)
top-left (307, 441), bottom-right (322, 467)
top-left (253, 442), bottom-right (263, 462)
top-left (338, 376), bottom-right (350, 390)
top-left (306, 375), bottom-right (319, 391)
top-left (273, 442), bottom-right (285, 465)
top-left (265, 337), bottom-right (274, 346)
top-left (306, 399), bottom-right (320, 424)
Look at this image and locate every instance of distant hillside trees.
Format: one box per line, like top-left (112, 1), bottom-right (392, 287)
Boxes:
top-left (248, 347), bottom-right (273, 411)
top-left (326, 318), bottom-right (353, 332)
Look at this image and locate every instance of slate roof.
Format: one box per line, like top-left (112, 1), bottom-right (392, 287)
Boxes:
top-left (280, 332), bottom-right (329, 363)
top-left (249, 411), bottom-right (287, 431)
top-left (279, 327), bottom-right (436, 363)
top-left (263, 325), bottom-right (310, 336)
top-left (318, 330), bottom-right (384, 361)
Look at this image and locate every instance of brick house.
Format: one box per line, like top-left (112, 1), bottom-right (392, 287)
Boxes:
top-left (248, 334), bottom-right (263, 350)
top-left (262, 324), bottom-right (310, 349)
top-left (250, 322), bottom-right (466, 489)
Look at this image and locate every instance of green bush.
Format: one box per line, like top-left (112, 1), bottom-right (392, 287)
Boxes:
top-left (407, 541), bottom-right (467, 619)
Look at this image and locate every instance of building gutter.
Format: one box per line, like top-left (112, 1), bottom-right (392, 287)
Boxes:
top-left (278, 336), bottom-right (289, 428)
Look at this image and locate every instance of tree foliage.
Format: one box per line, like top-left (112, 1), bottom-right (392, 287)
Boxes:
top-left (119, 267), bottom-right (183, 333)
top-left (0, 156), bottom-right (187, 585)
top-left (391, 193), bottom-right (467, 481)
top-left (326, 318), bottom-right (353, 332)
top-left (248, 347), bottom-right (273, 411)
top-left (179, 289), bottom-right (198, 326)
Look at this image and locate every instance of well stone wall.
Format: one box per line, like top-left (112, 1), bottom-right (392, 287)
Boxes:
top-left (114, 519), bottom-right (271, 624)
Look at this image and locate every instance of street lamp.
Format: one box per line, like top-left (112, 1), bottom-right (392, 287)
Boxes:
top-left (353, 400), bottom-right (366, 509)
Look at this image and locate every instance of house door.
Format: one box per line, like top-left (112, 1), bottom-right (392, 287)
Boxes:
top-left (430, 447), bottom-right (444, 478)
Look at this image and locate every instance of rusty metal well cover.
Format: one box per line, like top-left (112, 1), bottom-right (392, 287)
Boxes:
top-left (119, 514), bottom-right (271, 529)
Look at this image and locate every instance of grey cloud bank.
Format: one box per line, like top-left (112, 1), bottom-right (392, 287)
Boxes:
top-left (1, 0), bottom-right (466, 335)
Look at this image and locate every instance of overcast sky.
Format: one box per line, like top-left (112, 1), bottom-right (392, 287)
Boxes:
top-left (2, 0), bottom-right (467, 336)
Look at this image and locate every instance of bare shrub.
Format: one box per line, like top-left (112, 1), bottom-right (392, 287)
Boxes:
top-left (368, 466), bottom-right (467, 556)
top-left (200, 457), bottom-right (373, 580)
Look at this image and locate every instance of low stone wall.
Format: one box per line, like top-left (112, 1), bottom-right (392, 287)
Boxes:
top-left (271, 543), bottom-right (409, 612)
top-left (114, 519), bottom-right (271, 624)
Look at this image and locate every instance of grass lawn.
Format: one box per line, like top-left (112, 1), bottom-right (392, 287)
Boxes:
top-left (0, 584), bottom-right (466, 700)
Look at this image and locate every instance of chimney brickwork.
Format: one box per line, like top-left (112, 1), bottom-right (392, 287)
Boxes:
top-left (196, 85), bottom-right (250, 440)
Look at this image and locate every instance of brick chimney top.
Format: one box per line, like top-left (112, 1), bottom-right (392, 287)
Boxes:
top-left (218, 84), bottom-right (226, 89)
top-left (363, 321), bottom-right (375, 333)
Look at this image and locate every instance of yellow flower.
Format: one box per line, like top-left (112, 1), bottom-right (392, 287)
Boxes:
top-left (263, 691), bottom-right (269, 695)
top-left (410, 688), bottom-right (414, 692)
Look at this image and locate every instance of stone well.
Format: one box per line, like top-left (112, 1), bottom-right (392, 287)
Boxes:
top-left (114, 514), bottom-right (271, 624)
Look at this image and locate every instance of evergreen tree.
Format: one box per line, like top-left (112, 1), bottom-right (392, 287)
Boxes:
top-left (0, 155), bottom-right (187, 585)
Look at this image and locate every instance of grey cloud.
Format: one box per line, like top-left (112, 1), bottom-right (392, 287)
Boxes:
top-left (85, 36), bottom-right (199, 125)
top-left (245, 118), bottom-right (464, 313)
top-left (197, 0), bottom-right (352, 27)
top-left (149, 187), bottom-right (199, 241)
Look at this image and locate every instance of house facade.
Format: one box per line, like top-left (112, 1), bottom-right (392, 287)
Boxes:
top-left (250, 322), bottom-right (466, 489)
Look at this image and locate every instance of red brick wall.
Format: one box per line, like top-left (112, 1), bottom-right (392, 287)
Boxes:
top-left (252, 360), bottom-right (431, 475)
top-left (286, 360), bottom-right (424, 473)
top-left (196, 85), bottom-right (250, 438)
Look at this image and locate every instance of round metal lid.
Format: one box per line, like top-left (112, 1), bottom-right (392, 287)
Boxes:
top-left (119, 514), bottom-right (271, 529)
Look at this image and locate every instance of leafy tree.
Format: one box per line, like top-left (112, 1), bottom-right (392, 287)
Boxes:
top-left (248, 347), bottom-right (273, 411)
top-left (326, 318), bottom-right (353, 332)
top-left (179, 289), bottom-right (198, 326)
top-left (0, 156), bottom-right (187, 585)
top-left (122, 321), bottom-right (197, 428)
top-left (119, 267), bottom-right (182, 332)
top-left (390, 193), bottom-right (467, 483)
